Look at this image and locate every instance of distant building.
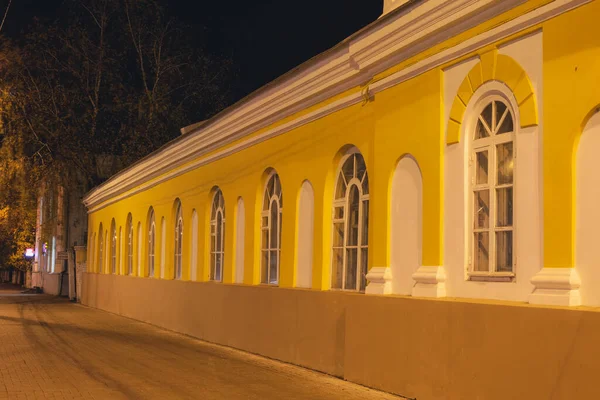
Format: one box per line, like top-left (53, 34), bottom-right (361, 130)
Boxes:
top-left (81, 1), bottom-right (600, 399)
top-left (32, 155), bottom-right (119, 298)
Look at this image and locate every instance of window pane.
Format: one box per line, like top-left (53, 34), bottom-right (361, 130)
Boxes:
top-left (334, 207), bottom-right (344, 219)
top-left (496, 231), bottom-right (513, 272)
top-left (263, 192), bottom-right (270, 211)
top-left (274, 175), bottom-right (281, 198)
top-left (216, 254), bottom-right (222, 281)
top-left (333, 222), bottom-right (344, 247)
top-left (335, 173), bottom-right (347, 199)
top-left (361, 200), bottom-right (369, 246)
top-left (497, 142), bottom-right (514, 185)
top-left (362, 174), bottom-right (369, 195)
top-left (475, 151), bottom-right (488, 184)
top-left (356, 154), bottom-right (367, 182)
top-left (216, 214), bottom-right (223, 251)
top-left (210, 254), bottom-right (215, 280)
top-left (360, 248), bottom-right (368, 292)
top-left (269, 250), bottom-right (278, 284)
top-left (495, 101), bottom-right (507, 131)
top-left (267, 176), bottom-right (275, 198)
top-left (342, 155), bottom-right (354, 183)
top-left (262, 216), bottom-right (268, 228)
top-left (474, 190), bottom-right (490, 229)
top-left (270, 201), bottom-right (279, 249)
top-left (474, 232), bottom-right (489, 272)
top-left (481, 103), bottom-right (493, 131)
top-left (345, 248), bottom-right (357, 290)
top-left (496, 187), bottom-right (513, 227)
top-left (475, 119), bottom-right (489, 140)
top-left (332, 248), bottom-right (343, 289)
top-left (210, 230), bottom-right (216, 253)
top-left (261, 251), bottom-right (268, 284)
top-left (497, 109), bottom-right (513, 135)
top-left (346, 185), bottom-right (360, 246)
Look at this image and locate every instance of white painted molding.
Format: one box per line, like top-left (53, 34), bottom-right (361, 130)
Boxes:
top-left (529, 268), bottom-right (582, 306)
top-left (83, 0), bottom-right (590, 212)
top-left (412, 266), bottom-right (446, 298)
top-left (365, 267), bottom-right (393, 295)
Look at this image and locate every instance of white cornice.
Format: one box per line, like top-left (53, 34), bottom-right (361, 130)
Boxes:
top-left (84, 0), bottom-right (590, 212)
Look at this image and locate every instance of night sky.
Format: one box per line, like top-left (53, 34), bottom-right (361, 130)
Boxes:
top-left (3, 0), bottom-right (382, 104)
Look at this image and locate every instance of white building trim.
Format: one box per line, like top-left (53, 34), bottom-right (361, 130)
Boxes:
top-left (84, 0), bottom-right (589, 212)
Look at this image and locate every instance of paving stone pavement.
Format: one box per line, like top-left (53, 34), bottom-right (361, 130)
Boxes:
top-left (0, 284), bottom-right (400, 400)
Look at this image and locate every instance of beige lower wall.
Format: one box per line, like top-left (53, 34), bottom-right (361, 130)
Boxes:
top-left (82, 273), bottom-right (600, 400)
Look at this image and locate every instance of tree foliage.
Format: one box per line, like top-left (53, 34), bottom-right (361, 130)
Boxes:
top-left (0, 0), bottom-right (232, 270)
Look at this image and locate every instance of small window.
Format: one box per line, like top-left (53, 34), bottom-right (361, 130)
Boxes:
top-left (261, 172), bottom-right (282, 285)
top-left (174, 200), bottom-right (183, 280)
top-left (210, 190), bottom-right (225, 281)
top-left (98, 223), bottom-right (104, 273)
top-left (469, 99), bottom-right (515, 279)
top-left (147, 207), bottom-right (156, 277)
top-left (126, 213), bottom-right (133, 275)
top-left (110, 219), bottom-right (117, 274)
top-left (332, 151), bottom-right (370, 291)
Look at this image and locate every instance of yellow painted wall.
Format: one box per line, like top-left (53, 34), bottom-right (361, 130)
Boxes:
top-left (543, 0), bottom-right (600, 269)
top-left (87, 1), bottom-right (600, 290)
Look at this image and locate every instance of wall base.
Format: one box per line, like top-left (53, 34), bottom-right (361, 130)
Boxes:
top-left (83, 272), bottom-right (600, 400)
top-left (529, 268), bottom-right (581, 306)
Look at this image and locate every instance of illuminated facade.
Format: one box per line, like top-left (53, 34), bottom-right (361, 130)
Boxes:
top-left (82, 1), bottom-right (600, 398)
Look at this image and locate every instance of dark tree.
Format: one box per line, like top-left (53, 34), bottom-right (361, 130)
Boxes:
top-left (0, 0), bottom-right (232, 271)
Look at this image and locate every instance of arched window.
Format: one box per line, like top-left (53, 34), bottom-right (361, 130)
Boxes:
top-left (98, 223), bottom-right (104, 273)
top-left (332, 150), bottom-right (369, 291)
top-left (210, 189), bottom-right (225, 281)
top-left (261, 172), bottom-right (283, 285)
top-left (147, 207), bottom-right (156, 277)
top-left (470, 98), bottom-right (515, 277)
top-left (126, 213), bottom-right (133, 275)
top-left (110, 219), bottom-right (117, 274)
top-left (174, 199), bottom-right (183, 280)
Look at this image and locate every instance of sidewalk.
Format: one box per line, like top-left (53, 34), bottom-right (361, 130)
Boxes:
top-left (0, 291), bottom-right (400, 400)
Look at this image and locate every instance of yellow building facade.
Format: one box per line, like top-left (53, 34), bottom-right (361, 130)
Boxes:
top-left (82, 1), bottom-right (600, 399)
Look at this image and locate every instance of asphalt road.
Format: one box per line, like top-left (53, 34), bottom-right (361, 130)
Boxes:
top-left (0, 283), bottom-right (399, 400)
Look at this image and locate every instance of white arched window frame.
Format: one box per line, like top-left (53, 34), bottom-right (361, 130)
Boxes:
top-left (210, 190), bottom-right (225, 281)
top-left (148, 208), bottom-right (156, 277)
top-left (261, 172), bottom-right (283, 285)
top-left (126, 213), bottom-right (133, 275)
top-left (468, 93), bottom-right (516, 280)
top-left (98, 224), bottom-right (104, 273)
top-left (110, 219), bottom-right (117, 274)
top-left (174, 200), bottom-right (183, 280)
top-left (332, 150), bottom-right (369, 292)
